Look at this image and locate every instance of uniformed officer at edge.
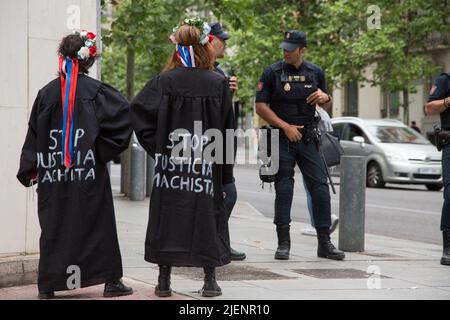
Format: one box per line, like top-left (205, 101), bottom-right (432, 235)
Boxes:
top-left (255, 30), bottom-right (345, 261)
top-left (425, 71), bottom-right (450, 266)
top-left (210, 22), bottom-right (247, 261)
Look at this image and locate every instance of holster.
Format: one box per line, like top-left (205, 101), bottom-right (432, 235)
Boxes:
top-left (300, 115), bottom-right (322, 148)
top-left (434, 126), bottom-right (450, 151)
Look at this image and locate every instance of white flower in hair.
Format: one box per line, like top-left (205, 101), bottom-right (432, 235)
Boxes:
top-left (199, 34), bottom-right (209, 45)
top-left (85, 40), bottom-right (94, 48)
top-left (80, 30), bottom-right (88, 37)
top-left (203, 22), bottom-right (211, 34)
top-left (77, 46), bottom-right (90, 60)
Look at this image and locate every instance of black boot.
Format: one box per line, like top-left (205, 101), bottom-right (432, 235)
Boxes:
top-left (317, 229), bottom-right (345, 261)
top-left (155, 265), bottom-right (172, 297)
top-left (103, 279), bottom-right (133, 298)
top-left (275, 224), bottom-right (290, 260)
top-left (441, 231), bottom-right (450, 266)
top-left (201, 267), bottom-right (222, 297)
top-left (38, 291), bottom-right (55, 300)
top-left (230, 247), bottom-right (246, 261)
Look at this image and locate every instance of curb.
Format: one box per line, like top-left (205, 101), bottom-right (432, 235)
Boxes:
top-left (0, 254), bottom-right (39, 288)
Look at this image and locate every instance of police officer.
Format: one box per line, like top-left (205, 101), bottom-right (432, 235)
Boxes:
top-left (210, 22), bottom-right (246, 261)
top-left (255, 30), bottom-right (345, 261)
top-left (210, 23), bottom-right (239, 94)
top-left (425, 71), bottom-right (450, 266)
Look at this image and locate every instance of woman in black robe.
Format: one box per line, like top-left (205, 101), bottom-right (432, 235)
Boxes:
top-left (131, 19), bottom-right (235, 297)
top-left (17, 32), bottom-right (133, 299)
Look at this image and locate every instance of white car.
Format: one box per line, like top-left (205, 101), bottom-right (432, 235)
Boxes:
top-left (331, 117), bottom-right (443, 191)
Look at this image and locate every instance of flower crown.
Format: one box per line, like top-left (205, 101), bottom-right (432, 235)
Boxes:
top-left (72, 30), bottom-right (97, 61)
top-left (172, 18), bottom-right (212, 45)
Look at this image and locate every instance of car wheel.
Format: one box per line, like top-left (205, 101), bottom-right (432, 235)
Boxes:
top-left (367, 162), bottom-right (385, 188)
top-left (425, 184), bottom-right (443, 191)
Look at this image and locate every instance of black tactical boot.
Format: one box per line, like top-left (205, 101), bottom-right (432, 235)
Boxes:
top-left (155, 265), bottom-right (172, 297)
top-left (230, 247), bottom-right (246, 261)
top-left (38, 291), bottom-right (55, 300)
top-left (103, 279), bottom-right (133, 298)
top-left (317, 229), bottom-right (345, 261)
top-left (441, 231), bottom-right (450, 266)
top-left (275, 224), bottom-right (290, 260)
top-left (201, 267), bottom-right (222, 297)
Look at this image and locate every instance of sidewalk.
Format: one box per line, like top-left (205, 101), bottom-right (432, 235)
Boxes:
top-left (1, 193), bottom-right (449, 300)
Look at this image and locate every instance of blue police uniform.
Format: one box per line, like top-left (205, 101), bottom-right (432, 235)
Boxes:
top-left (212, 22), bottom-right (246, 261)
top-left (256, 30), bottom-right (344, 261)
top-left (429, 73), bottom-right (450, 129)
top-left (214, 59), bottom-right (237, 224)
top-left (256, 59), bottom-right (332, 229)
top-left (257, 60), bottom-right (328, 126)
top-left (214, 62), bottom-right (227, 77)
top-left (428, 73), bottom-right (450, 243)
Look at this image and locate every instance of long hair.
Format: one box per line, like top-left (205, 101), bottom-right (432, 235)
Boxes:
top-left (163, 24), bottom-right (215, 72)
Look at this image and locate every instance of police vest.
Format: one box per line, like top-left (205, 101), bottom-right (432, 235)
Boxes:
top-left (269, 62), bottom-right (318, 126)
top-left (440, 72), bottom-right (450, 129)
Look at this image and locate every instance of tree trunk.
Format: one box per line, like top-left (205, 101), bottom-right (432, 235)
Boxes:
top-left (126, 47), bottom-right (135, 100)
top-left (122, 46), bottom-right (135, 195)
top-left (403, 89), bottom-right (409, 125)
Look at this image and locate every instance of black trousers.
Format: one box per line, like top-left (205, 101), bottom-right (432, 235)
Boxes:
top-left (441, 144), bottom-right (450, 231)
top-left (274, 136), bottom-right (331, 230)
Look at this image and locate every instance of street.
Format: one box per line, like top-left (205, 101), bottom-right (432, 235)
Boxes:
top-left (233, 165), bottom-right (443, 245)
top-left (111, 163), bottom-right (443, 245)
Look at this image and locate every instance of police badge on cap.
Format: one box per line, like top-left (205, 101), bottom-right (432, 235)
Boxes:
top-left (279, 30), bottom-right (307, 52)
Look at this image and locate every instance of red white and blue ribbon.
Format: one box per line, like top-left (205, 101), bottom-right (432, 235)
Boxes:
top-left (59, 56), bottom-right (79, 168)
top-left (176, 44), bottom-right (196, 68)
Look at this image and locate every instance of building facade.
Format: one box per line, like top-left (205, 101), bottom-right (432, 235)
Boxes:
top-left (0, 0), bottom-right (100, 256)
top-left (331, 48), bottom-right (450, 139)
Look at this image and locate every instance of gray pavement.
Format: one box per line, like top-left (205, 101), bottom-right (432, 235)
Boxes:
top-left (2, 155), bottom-right (448, 300)
top-left (114, 194), bottom-right (450, 300)
top-left (1, 191), bottom-right (448, 300)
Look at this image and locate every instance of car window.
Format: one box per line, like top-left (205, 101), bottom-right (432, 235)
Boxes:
top-left (367, 126), bottom-right (430, 144)
top-left (342, 124), bottom-right (369, 143)
top-left (332, 123), bottom-right (345, 139)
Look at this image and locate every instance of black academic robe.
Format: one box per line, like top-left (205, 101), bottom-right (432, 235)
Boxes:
top-left (17, 74), bottom-right (132, 292)
top-left (131, 67), bottom-right (235, 267)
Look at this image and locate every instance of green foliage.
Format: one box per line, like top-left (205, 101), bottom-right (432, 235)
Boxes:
top-left (102, 0), bottom-right (193, 96)
top-left (102, 0), bottom-right (450, 119)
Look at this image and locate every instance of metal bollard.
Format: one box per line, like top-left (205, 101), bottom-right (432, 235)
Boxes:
top-left (122, 143), bottom-right (132, 196)
top-left (146, 154), bottom-right (155, 197)
top-left (129, 140), bottom-right (146, 201)
top-left (338, 156), bottom-right (366, 252)
top-left (120, 152), bottom-right (127, 194)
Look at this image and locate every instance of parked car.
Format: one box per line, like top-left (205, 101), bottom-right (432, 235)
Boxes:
top-left (331, 117), bottom-right (443, 191)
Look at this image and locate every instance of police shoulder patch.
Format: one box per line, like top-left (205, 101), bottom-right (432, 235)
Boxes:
top-left (430, 85), bottom-right (436, 95)
top-left (257, 82), bottom-right (264, 92)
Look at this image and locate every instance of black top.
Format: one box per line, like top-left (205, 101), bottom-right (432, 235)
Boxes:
top-left (428, 73), bottom-right (450, 129)
top-left (17, 75), bottom-right (132, 292)
top-left (256, 60), bottom-right (328, 126)
top-left (131, 67), bottom-right (235, 267)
